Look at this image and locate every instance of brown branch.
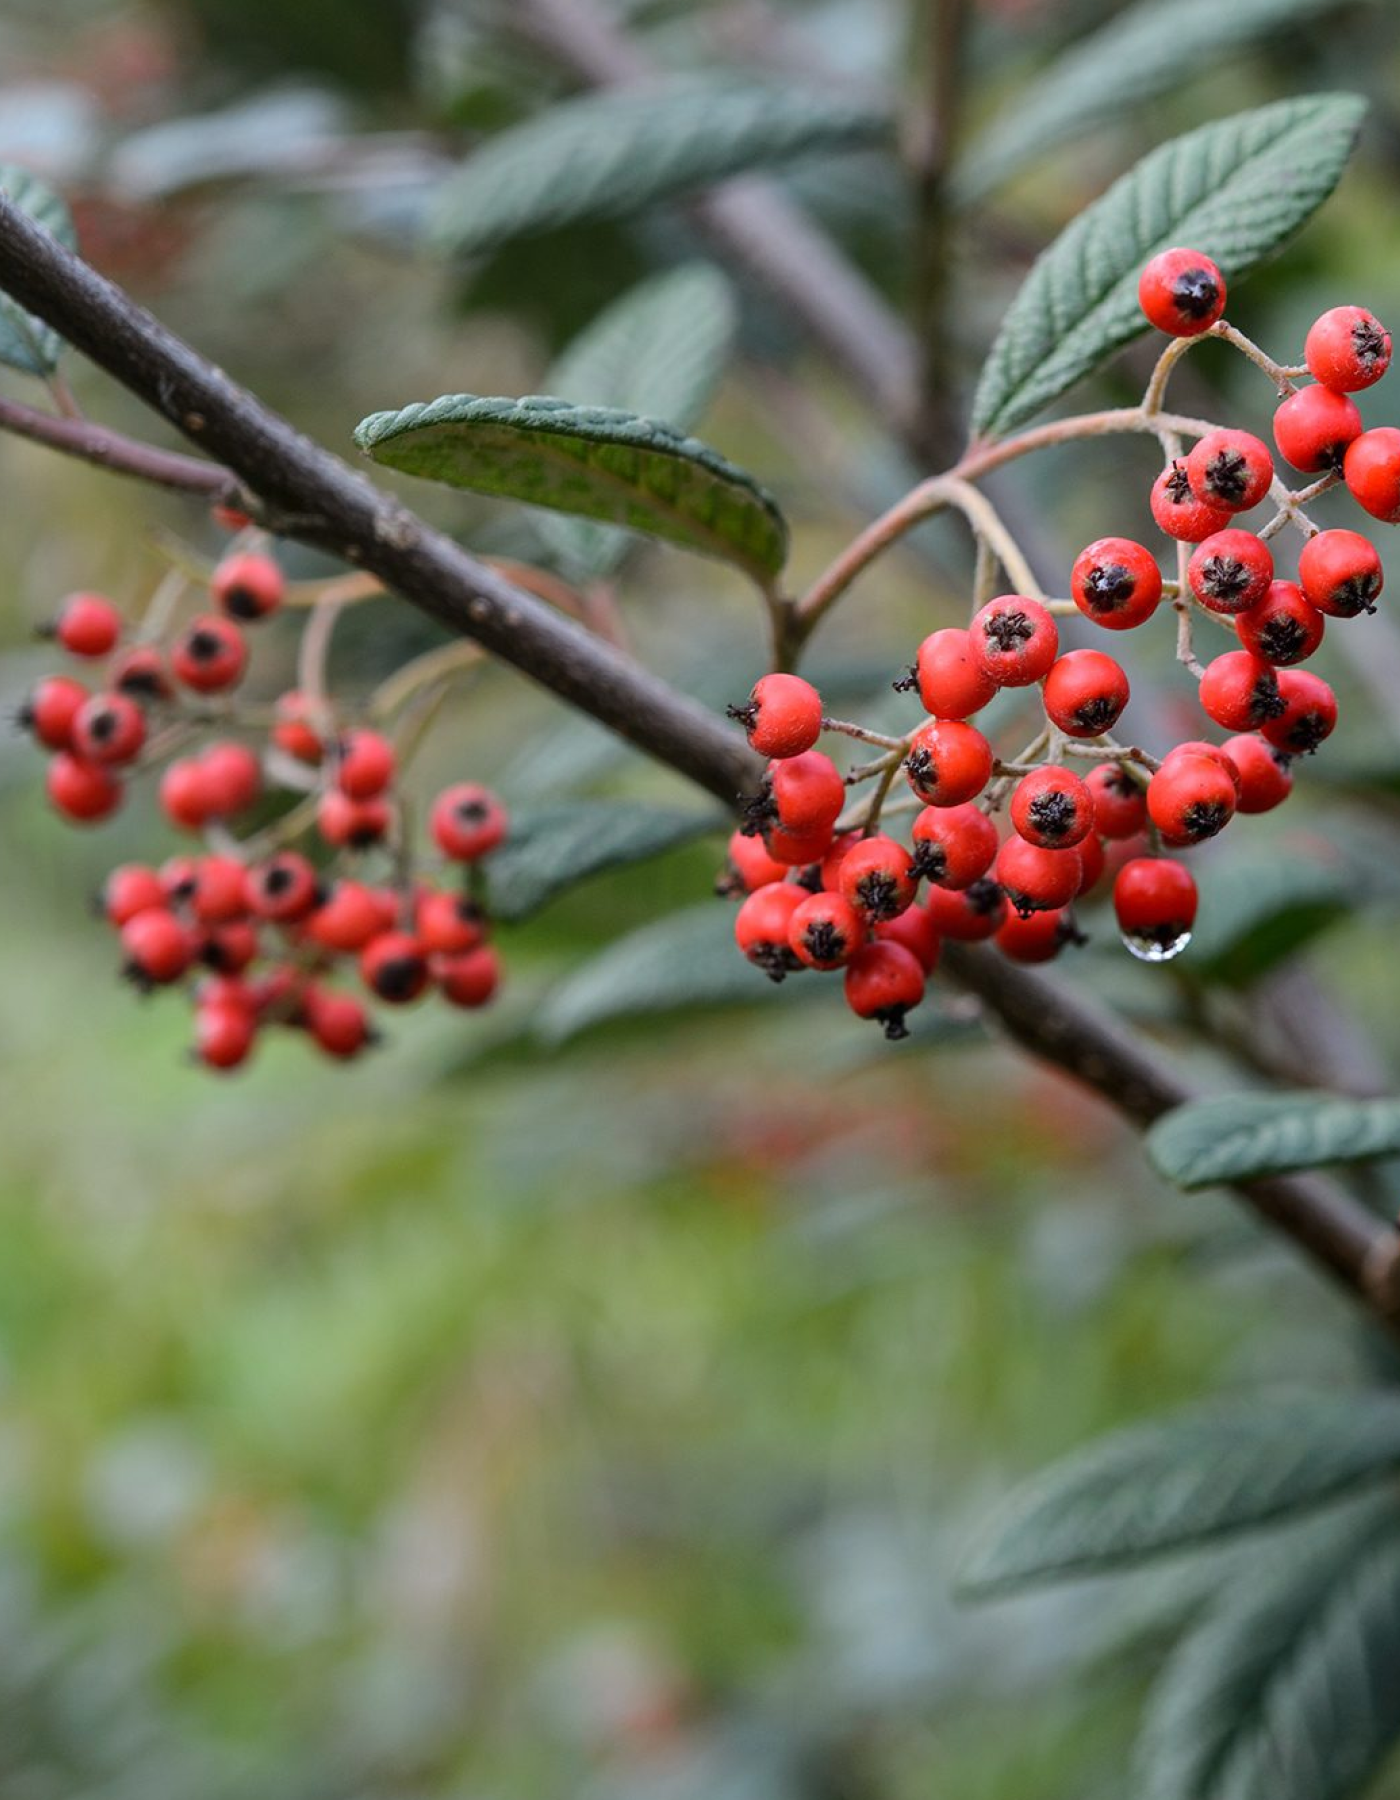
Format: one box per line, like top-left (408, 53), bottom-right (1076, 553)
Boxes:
top-left (0, 393), bottom-right (237, 498)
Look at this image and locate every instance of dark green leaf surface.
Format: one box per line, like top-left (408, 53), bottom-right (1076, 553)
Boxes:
top-left (971, 95), bottom-right (1365, 440)
top-left (539, 263), bottom-right (738, 580)
top-left (957, 1395), bottom-right (1400, 1596)
top-left (1138, 1498), bottom-right (1400, 1800)
top-left (486, 801), bottom-right (724, 923)
top-left (354, 394), bottom-right (788, 584)
top-left (956, 0), bottom-right (1356, 204)
top-left (1147, 1092), bottom-right (1400, 1190)
top-left (431, 76), bottom-right (889, 257)
top-left (1186, 849), bottom-right (1348, 985)
top-left (0, 166), bottom-right (76, 375)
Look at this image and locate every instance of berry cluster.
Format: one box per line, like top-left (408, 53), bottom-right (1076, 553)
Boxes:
top-left (719, 250), bottom-right (1391, 1038)
top-left (19, 528), bottom-right (507, 1070)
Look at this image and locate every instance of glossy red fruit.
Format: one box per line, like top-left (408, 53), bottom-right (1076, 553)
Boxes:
top-left (910, 628), bottom-right (997, 717)
top-left (903, 719), bottom-right (993, 806)
top-left (47, 752), bottom-right (122, 822)
top-left (1084, 764), bottom-right (1145, 840)
top-left (102, 864), bottom-right (167, 926)
top-left (1220, 734), bottom-right (1294, 813)
top-left (70, 692), bottom-right (146, 766)
top-left (1273, 384), bottom-right (1362, 473)
top-left (159, 758), bottom-right (214, 831)
top-left (121, 908), bottom-right (194, 984)
top-left (843, 941), bottom-right (925, 1039)
top-left (787, 890), bottom-right (865, 969)
top-left (211, 552), bottom-right (283, 621)
top-left (1042, 650), bottom-right (1130, 737)
top-left (1198, 651), bottom-right (1286, 731)
top-left (48, 593), bottom-right (121, 657)
top-left (818, 830), bottom-right (861, 893)
top-left (190, 855), bottom-right (250, 925)
top-left (1186, 429), bottom-right (1273, 513)
top-left (968, 595), bottom-right (1059, 686)
top-left (304, 987), bottom-right (375, 1059)
top-left (1343, 428), bottom-right (1400, 524)
top-left (201, 920), bottom-right (260, 974)
top-left (1070, 537), bottom-right (1162, 629)
top-left (271, 691), bottom-right (325, 764)
top-left (1146, 753), bottom-right (1236, 846)
top-left (336, 729), bottom-right (396, 800)
top-left (1075, 832), bottom-right (1106, 895)
top-left (730, 673), bottom-right (823, 758)
top-left (434, 945), bottom-right (501, 1008)
top-left (1235, 581), bottom-right (1325, 667)
top-left (719, 829), bottom-right (790, 895)
top-left (1186, 529), bottom-right (1273, 616)
top-left (415, 889), bottom-right (486, 955)
top-left (194, 1002), bottom-right (258, 1070)
top-left (246, 852), bottom-right (320, 923)
top-left (1114, 858), bottom-right (1198, 956)
top-left (762, 751), bottom-right (845, 837)
top-left (1305, 306), bottom-right (1392, 391)
top-left (1137, 248), bottom-right (1226, 337)
top-left (318, 790), bottom-right (391, 849)
top-left (1010, 766), bottom-right (1095, 849)
top-left (995, 837), bottom-right (1082, 917)
top-left (995, 906), bottom-right (1079, 964)
top-left (110, 645), bottom-right (172, 702)
top-left (305, 880), bottom-right (388, 953)
top-left (360, 931), bottom-right (429, 1004)
top-left (838, 834), bottom-right (917, 923)
top-left (1150, 462), bottom-right (1234, 543)
top-left (874, 905), bottom-right (942, 973)
top-left (201, 742), bottom-right (263, 816)
top-left (765, 823), bottom-right (835, 867)
top-left (171, 615), bottom-right (248, 692)
top-left (924, 878), bottom-right (1006, 941)
top-left (1298, 529), bottom-right (1383, 618)
top-left (19, 674), bottom-right (87, 750)
top-left (910, 802), bottom-right (998, 888)
top-left (734, 882), bottom-right (805, 982)
top-left (1260, 669), bottom-right (1337, 754)
top-left (430, 783), bottom-right (509, 860)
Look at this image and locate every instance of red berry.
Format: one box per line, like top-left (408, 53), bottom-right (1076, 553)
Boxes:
top-left (761, 751), bottom-right (845, 837)
top-left (995, 906), bottom-right (1078, 964)
top-left (212, 504), bottom-right (253, 533)
top-left (734, 882), bottom-right (805, 982)
top-left (190, 855), bottom-right (250, 925)
top-left (818, 830), bottom-right (862, 893)
top-left (1010, 766), bottom-right (1094, 849)
top-left (730, 673), bottom-right (823, 759)
top-left (434, 945), bottom-right (501, 1008)
top-left (874, 905), bottom-right (942, 974)
top-left (430, 783), bottom-right (508, 860)
top-left (1163, 740), bottom-right (1243, 800)
top-left (1146, 753), bottom-right (1236, 846)
top-left (246, 852), bottom-right (320, 922)
top-left (1343, 428), bottom-right (1400, 524)
top-left (924, 878), bottom-right (1006, 941)
top-left (121, 908), bottom-right (194, 985)
top-left (1273, 384), bottom-right (1362, 473)
top-left (1220, 734), bottom-right (1294, 813)
top-left (1305, 306), bottom-right (1392, 392)
top-left (1075, 832), bottom-right (1106, 896)
top-left (1150, 462), bottom-right (1233, 543)
top-left (159, 758), bottom-right (214, 832)
top-left (765, 823), bottom-right (835, 867)
top-left (1298, 529), bottom-right (1383, 618)
top-left (911, 628), bottom-right (997, 717)
top-left (968, 595), bottom-right (1059, 686)
top-left (48, 593), bottom-right (121, 657)
top-left (47, 752), bottom-right (122, 823)
top-left (788, 890), bottom-right (865, 969)
top-left (1235, 581), bottom-right (1325, 667)
top-left (360, 931), bottom-right (429, 1004)
top-left (843, 941), bottom-right (924, 1039)
top-left (211, 552), bottom-right (283, 622)
top-left (19, 674), bottom-right (87, 750)
top-left (308, 881), bottom-right (399, 953)
top-left (910, 802), bottom-right (998, 888)
top-left (903, 719), bottom-right (993, 807)
top-left (1138, 248), bottom-right (1226, 337)
top-left (720, 829), bottom-right (790, 895)
top-left (304, 987), bottom-right (374, 1059)
top-left (336, 729), bottom-right (396, 800)
top-left (110, 645), bottom-right (172, 702)
top-left (272, 691), bottom-right (326, 764)
top-left (1198, 651), bottom-right (1285, 732)
top-left (102, 864), bottom-right (167, 926)
top-left (1186, 429), bottom-right (1273, 514)
top-left (194, 1002), bottom-right (257, 1070)
top-left (201, 742), bottom-right (263, 817)
top-left (171, 615), bottom-right (248, 693)
top-left (317, 790), bottom-right (391, 849)
top-left (416, 889), bottom-right (486, 955)
top-left (70, 692), bottom-right (147, 766)
top-left (1260, 669), bottom-right (1337, 755)
top-left (995, 837), bottom-right (1081, 917)
top-left (1114, 858), bottom-right (1198, 957)
top-left (838, 835), bottom-right (917, 923)
top-left (1084, 764), bottom-right (1146, 840)
top-left (201, 920), bottom-right (260, 974)
top-left (1042, 650), bottom-right (1130, 737)
top-left (1070, 537), bottom-right (1162, 630)
top-left (1186, 529), bottom-right (1274, 616)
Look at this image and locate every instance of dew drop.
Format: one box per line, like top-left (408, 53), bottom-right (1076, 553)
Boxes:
top-left (1120, 927), bottom-right (1192, 963)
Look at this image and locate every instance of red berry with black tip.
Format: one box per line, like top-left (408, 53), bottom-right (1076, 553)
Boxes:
top-left (416, 889), bottom-right (487, 955)
top-left (430, 783), bottom-right (509, 860)
top-left (1150, 463), bottom-right (1233, 543)
top-left (719, 829), bottom-right (789, 896)
top-left (121, 908), bottom-right (194, 985)
top-left (360, 931), bottom-right (429, 1005)
top-left (1042, 650), bottom-right (1130, 737)
top-left (18, 674), bottom-right (86, 750)
top-left (1138, 248), bottom-right (1226, 337)
top-left (968, 595), bottom-right (1059, 686)
top-left (434, 945), bottom-right (501, 1008)
top-left (788, 890), bottom-right (865, 970)
top-left (1298, 529), bottom-right (1383, 618)
top-left (1273, 385), bottom-right (1362, 473)
top-left (1114, 858), bottom-right (1198, 954)
top-left (1010, 766), bottom-right (1094, 849)
top-left (1070, 537), bottom-right (1162, 629)
top-left (1146, 753), bottom-right (1236, 846)
top-left (761, 751), bottom-right (845, 838)
top-left (47, 752), bottom-right (122, 823)
top-left (246, 852), bottom-right (320, 922)
top-left (201, 920), bottom-right (259, 974)
top-left (1187, 529), bottom-right (1273, 616)
top-left (910, 802), bottom-right (998, 888)
top-left (1186, 429), bottom-right (1273, 514)
top-left (110, 645), bottom-right (172, 702)
top-left (843, 940), bottom-right (924, 1039)
top-left (318, 790), bottom-right (391, 849)
top-left (1235, 581), bottom-right (1324, 667)
top-left (1198, 651), bottom-right (1285, 732)
top-left (838, 834), bottom-right (917, 923)
top-left (1261, 669), bottom-right (1337, 754)
top-left (336, 729), bottom-right (396, 800)
top-left (47, 593), bottom-right (121, 658)
top-left (1085, 764), bottom-right (1146, 840)
top-left (307, 881), bottom-right (395, 953)
top-left (729, 673), bottom-right (823, 758)
top-left (996, 837), bottom-right (1082, 917)
top-left (171, 614), bottom-right (248, 693)
top-left (71, 691), bottom-right (147, 766)
top-left (1343, 428), bottom-right (1400, 523)
top-left (1220, 734), bottom-right (1294, 813)
top-left (995, 906), bottom-right (1080, 965)
top-left (734, 882), bottom-right (805, 982)
top-left (211, 552), bottom-right (283, 622)
top-left (924, 878), bottom-right (1006, 941)
top-left (903, 719), bottom-right (993, 806)
top-left (910, 628), bottom-right (997, 717)
top-left (1305, 306), bottom-right (1392, 391)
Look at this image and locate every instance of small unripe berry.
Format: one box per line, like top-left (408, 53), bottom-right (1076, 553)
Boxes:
top-left (968, 595), bottom-right (1059, 686)
top-left (843, 940), bottom-right (924, 1039)
top-left (1010, 766), bottom-right (1095, 849)
top-left (47, 752), bottom-right (122, 823)
top-left (1187, 529), bottom-right (1273, 616)
top-left (1138, 248), bottom-right (1226, 337)
top-left (729, 673), bottom-right (823, 758)
top-left (1235, 581), bottom-right (1325, 667)
top-left (1305, 306), bottom-right (1392, 391)
top-left (211, 552), bottom-right (284, 621)
top-left (904, 719), bottom-right (993, 807)
top-left (47, 593), bottom-right (122, 657)
top-left (1042, 650), bottom-right (1130, 737)
top-left (1298, 529), bottom-right (1383, 618)
top-left (1186, 429), bottom-right (1273, 513)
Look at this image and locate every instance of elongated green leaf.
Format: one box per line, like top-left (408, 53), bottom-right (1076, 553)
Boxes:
top-left (1187, 849), bottom-right (1348, 985)
top-left (1138, 1497), bottom-right (1400, 1800)
top-left (956, 0), bottom-right (1357, 204)
top-left (0, 165), bottom-right (76, 375)
top-left (956, 1395), bottom-right (1400, 1596)
top-left (354, 395), bottom-right (788, 584)
top-left (971, 95), bottom-right (1365, 441)
top-left (432, 76), bottom-right (889, 257)
top-left (1147, 1092), bottom-right (1400, 1190)
top-left (486, 801), bottom-right (724, 923)
top-left (539, 263), bottom-right (738, 581)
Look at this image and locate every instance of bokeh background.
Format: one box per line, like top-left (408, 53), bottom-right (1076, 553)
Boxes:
top-left (3, 2), bottom-right (1400, 1794)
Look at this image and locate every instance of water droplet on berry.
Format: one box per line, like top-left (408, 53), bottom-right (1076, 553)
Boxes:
top-left (1120, 927), bottom-right (1192, 963)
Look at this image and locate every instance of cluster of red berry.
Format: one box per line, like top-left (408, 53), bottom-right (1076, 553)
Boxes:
top-left (19, 529), bottom-right (507, 1069)
top-left (719, 249), bottom-right (1391, 1038)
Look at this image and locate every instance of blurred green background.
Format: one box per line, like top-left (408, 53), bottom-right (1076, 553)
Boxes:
top-left (4, 1), bottom-right (1400, 1794)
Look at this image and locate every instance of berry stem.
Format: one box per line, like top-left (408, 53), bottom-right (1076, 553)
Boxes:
top-left (821, 716), bottom-right (907, 750)
top-left (369, 640), bottom-right (485, 721)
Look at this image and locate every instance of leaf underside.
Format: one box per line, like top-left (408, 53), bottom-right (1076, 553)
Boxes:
top-left (0, 164), bottom-right (76, 375)
top-left (1147, 1092), bottom-right (1400, 1190)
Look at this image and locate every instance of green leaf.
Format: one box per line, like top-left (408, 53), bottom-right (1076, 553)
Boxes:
top-left (1137, 1497), bottom-right (1400, 1800)
top-left (538, 263), bottom-right (738, 581)
top-left (486, 801), bottom-right (725, 923)
top-left (354, 394), bottom-right (788, 584)
top-left (431, 76), bottom-right (889, 258)
top-left (0, 165), bottom-right (76, 375)
top-left (1186, 848), bottom-right (1348, 985)
top-left (537, 902), bottom-right (811, 1045)
top-left (956, 0), bottom-right (1357, 205)
top-left (970, 94), bottom-right (1366, 441)
top-left (956, 1395), bottom-right (1400, 1597)
top-left (1146, 1092), bottom-right (1400, 1190)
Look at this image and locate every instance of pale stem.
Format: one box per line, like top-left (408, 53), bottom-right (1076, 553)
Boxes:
top-left (821, 716), bottom-right (907, 750)
top-left (369, 640), bottom-right (484, 721)
top-left (297, 594), bottom-right (346, 734)
top-left (135, 567), bottom-right (190, 643)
